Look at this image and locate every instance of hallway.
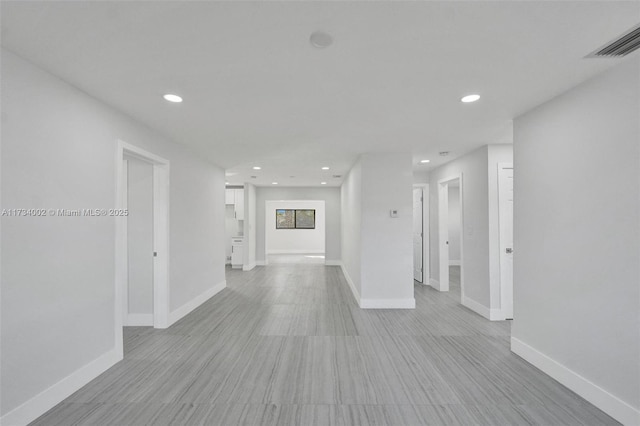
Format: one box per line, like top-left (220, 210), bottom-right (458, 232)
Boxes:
top-left (32, 265), bottom-right (616, 425)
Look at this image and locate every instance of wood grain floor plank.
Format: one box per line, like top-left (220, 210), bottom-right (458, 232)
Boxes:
top-left (29, 265), bottom-right (619, 425)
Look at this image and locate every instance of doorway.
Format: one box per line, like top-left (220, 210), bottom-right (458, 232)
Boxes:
top-left (498, 163), bottom-right (514, 319)
top-left (114, 140), bottom-right (170, 357)
top-left (413, 185), bottom-right (429, 283)
top-left (437, 174), bottom-right (464, 300)
top-left (122, 156), bottom-right (154, 326)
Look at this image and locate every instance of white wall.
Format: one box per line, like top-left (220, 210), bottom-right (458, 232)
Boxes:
top-left (341, 163), bottom-right (363, 298)
top-left (0, 50), bottom-right (226, 423)
top-left (126, 157), bottom-right (154, 317)
top-left (447, 185), bottom-right (461, 263)
top-left (428, 144), bottom-right (513, 318)
top-left (341, 153), bottom-right (415, 308)
top-left (256, 187), bottom-right (341, 264)
top-left (243, 183), bottom-right (257, 270)
top-left (265, 200), bottom-right (325, 254)
top-left (512, 58), bottom-right (639, 425)
top-left (429, 146), bottom-right (490, 308)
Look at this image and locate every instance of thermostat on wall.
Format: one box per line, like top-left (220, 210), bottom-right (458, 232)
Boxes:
top-left (390, 209), bottom-right (398, 218)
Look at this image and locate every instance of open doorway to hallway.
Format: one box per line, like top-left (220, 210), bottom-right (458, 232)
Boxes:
top-left (115, 140), bottom-right (171, 357)
top-left (437, 175), bottom-right (464, 302)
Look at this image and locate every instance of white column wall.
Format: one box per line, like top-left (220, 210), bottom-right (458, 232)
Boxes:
top-left (512, 58), bottom-right (639, 425)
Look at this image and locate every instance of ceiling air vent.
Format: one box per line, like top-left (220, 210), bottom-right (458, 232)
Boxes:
top-left (590, 24), bottom-right (640, 57)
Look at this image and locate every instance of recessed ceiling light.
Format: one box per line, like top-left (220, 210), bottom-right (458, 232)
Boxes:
top-left (321, 166), bottom-right (330, 170)
top-left (310, 31), bottom-right (333, 48)
top-left (320, 182), bottom-right (327, 185)
top-left (420, 159), bottom-right (430, 164)
top-left (461, 94), bottom-right (480, 103)
top-left (163, 94), bottom-right (183, 103)
top-left (272, 182), bottom-right (278, 185)
top-left (252, 166), bottom-right (261, 170)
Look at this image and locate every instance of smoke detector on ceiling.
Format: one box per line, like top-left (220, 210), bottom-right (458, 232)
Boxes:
top-left (310, 31), bottom-right (333, 49)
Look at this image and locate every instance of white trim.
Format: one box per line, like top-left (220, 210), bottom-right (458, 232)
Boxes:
top-left (511, 337), bottom-right (640, 426)
top-left (167, 280), bottom-right (226, 326)
top-left (325, 259), bottom-right (342, 266)
top-left (461, 295), bottom-right (504, 320)
top-left (360, 298), bottom-right (416, 309)
top-left (266, 249), bottom-right (325, 254)
top-left (412, 184), bottom-right (430, 285)
top-left (0, 350), bottom-right (120, 426)
top-left (115, 140), bottom-right (171, 341)
top-left (121, 159), bottom-right (129, 326)
top-left (461, 295), bottom-right (490, 319)
top-left (490, 309), bottom-right (507, 321)
top-left (256, 260), bottom-right (267, 266)
top-left (242, 262), bottom-right (256, 271)
top-left (449, 260), bottom-right (461, 266)
top-left (429, 278), bottom-right (441, 290)
top-left (124, 313), bottom-right (153, 326)
top-left (340, 264), bottom-right (361, 305)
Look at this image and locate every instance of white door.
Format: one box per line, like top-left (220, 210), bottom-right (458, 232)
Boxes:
top-left (413, 188), bottom-right (423, 282)
top-left (498, 164), bottom-right (514, 319)
top-left (125, 156), bottom-right (155, 326)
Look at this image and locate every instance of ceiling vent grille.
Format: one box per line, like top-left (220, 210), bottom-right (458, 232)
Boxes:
top-left (591, 24), bottom-right (640, 57)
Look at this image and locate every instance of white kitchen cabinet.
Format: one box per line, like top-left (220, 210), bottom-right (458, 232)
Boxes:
top-left (225, 189), bottom-right (235, 204)
top-left (231, 237), bottom-right (244, 269)
top-left (234, 189), bottom-right (244, 220)
top-left (225, 188), bottom-right (244, 220)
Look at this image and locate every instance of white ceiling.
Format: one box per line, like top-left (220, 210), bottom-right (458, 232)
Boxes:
top-left (2, 1), bottom-right (638, 186)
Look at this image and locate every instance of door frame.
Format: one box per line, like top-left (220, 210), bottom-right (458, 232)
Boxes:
top-left (437, 174), bottom-right (464, 300)
top-left (115, 140), bottom-right (170, 357)
top-left (413, 184), bottom-right (429, 284)
top-left (498, 162), bottom-right (514, 319)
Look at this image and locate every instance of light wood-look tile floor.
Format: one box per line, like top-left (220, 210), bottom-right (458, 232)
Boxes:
top-left (31, 265), bottom-right (618, 425)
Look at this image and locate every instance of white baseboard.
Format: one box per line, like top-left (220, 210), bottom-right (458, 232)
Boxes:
top-left (242, 262), bottom-right (256, 271)
top-left (489, 309), bottom-right (507, 321)
top-left (449, 260), bottom-right (461, 266)
top-left (267, 249), bottom-right (325, 254)
top-left (256, 260), bottom-right (267, 266)
top-left (429, 278), bottom-right (442, 291)
top-left (360, 298), bottom-right (416, 309)
top-left (325, 259), bottom-right (342, 266)
top-left (339, 264), bottom-right (361, 305)
top-left (124, 313), bottom-right (153, 326)
top-left (0, 349), bottom-right (121, 426)
top-left (511, 337), bottom-right (640, 426)
top-left (168, 280), bottom-right (226, 327)
top-left (461, 295), bottom-right (491, 319)
top-left (338, 264), bottom-right (415, 309)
